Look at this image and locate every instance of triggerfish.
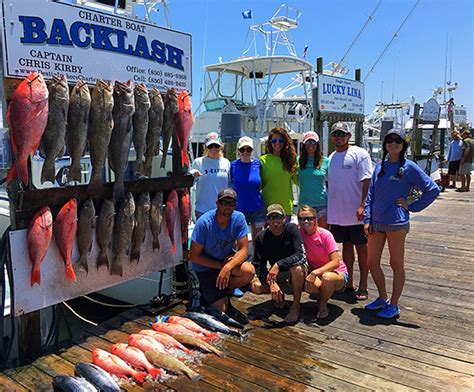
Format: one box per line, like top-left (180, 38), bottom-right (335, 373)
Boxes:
top-left (5, 72), bottom-right (49, 186)
top-left (54, 198), bottom-right (78, 283)
top-left (27, 206), bottom-right (53, 287)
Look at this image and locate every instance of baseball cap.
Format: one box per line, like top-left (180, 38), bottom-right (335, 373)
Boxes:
top-left (217, 188), bottom-right (237, 201)
top-left (303, 131), bottom-right (319, 143)
top-left (266, 204), bottom-right (285, 217)
top-left (237, 136), bottom-right (253, 150)
top-left (331, 122), bottom-right (350, 134)
top-left (386, 128), bottom-right (407, 141)
top-left (205, 132), bottom-right (222, 147)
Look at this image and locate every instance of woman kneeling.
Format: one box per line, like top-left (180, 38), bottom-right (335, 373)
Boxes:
top-left (298, 205), bottom-right (348, 319)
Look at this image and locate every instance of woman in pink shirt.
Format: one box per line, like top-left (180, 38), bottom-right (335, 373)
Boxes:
top-left (298, 205), bottom-right (348, 319)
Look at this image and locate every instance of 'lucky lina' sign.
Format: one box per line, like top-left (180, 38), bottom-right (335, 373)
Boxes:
top-left (317, 74), bottom-right (364, 115)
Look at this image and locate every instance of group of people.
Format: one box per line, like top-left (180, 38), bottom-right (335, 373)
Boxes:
top-left (445, 128), bottom-right (473, 192)
top-left (188, 123), bottom-right (440, 323)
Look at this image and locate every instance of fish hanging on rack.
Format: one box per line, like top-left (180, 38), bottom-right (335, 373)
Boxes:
top-left (4, 72), bottom-right (49, 186)
top-left (174, 90), bottom-right (193, 169)
top-left (143, 88), bottom-right (164, 177)
top-left (132, 83), bottom-right (151, 177)
top-left (54, 198), bottom-right (78, 283)
top-left (160, 88), bottom-right (179, 169)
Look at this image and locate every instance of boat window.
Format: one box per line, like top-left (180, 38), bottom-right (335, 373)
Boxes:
top-left (217, 72), bottom-right (238, 99)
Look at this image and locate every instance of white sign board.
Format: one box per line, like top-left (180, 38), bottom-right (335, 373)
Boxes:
top-left (317, 74), bottom-right (364, 114)
top-left (421, 98), bottom-right (440, 122)
top-left (453, 106), bottom-right (468, 124)
top-left (10, 214), bottom-right (183, 316)
top-left (1, 0), bottom-right (192, 93)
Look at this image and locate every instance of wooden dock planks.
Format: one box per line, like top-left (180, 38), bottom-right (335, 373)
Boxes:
top-left (1, 188), bottom-right (473, 391)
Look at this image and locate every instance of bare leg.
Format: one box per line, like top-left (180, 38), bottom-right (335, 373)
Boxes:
top-left (385, 229), bottom-right (408, 306)
top-left (342, 242), bottom-right (355, 289)
top-left (450, 174), bottom-right (457, 188)
top-left (460, 174), bottom-right (466, 190)
top-left (466, 173), bottom-right (471, 190)
top-left (368, 231), bottom-right (388, 299)
top-left (355, 243), bottom-right (369, 292)
top-left (317, 272), bottom-right (345, 318)
top-left (285, 265), bottom-right (305, 323)
top-left (250, 277), bottom-right (270, 294)
top-left (227, 262), bottom-right (255, 291)
top-left (318, 215), bottom-right (328, 229)
top-left (210, 297), bottom-right (229, 312)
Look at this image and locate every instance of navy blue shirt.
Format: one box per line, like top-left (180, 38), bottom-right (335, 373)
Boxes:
top-left (230, 159), bottom-right (264, 213)
top-left (364, 159), bottom-right (440, 225)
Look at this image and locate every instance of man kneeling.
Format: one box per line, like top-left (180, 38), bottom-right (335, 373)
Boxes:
top-left (251, 204), bottom-right (307, 323)
top-left (190, 188), bottom-right (255, 312)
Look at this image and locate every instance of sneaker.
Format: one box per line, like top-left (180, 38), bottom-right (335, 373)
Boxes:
top-left (364, 297), bottom-right (388, 310)
top-left (231, 288), bottom-right (244, 297)
top-left (377, 304), bottom-right (400, 318)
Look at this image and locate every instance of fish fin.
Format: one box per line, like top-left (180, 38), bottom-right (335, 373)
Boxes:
top-left (187, 370), bottom-right (201, 382)
top-left (171, 243), bottom-right (176, 254)
top-left (65, 263), bottom-right (77, 283)
top-left (75, 255), bottom-right (89, 275)
top-left (148, 367), bottom-right (162, 378)
top-left (97, 251), bottom-right (109, 269)
top-left (40, 157), bottom-right (56, 184)
top-left (5, 165), bottom-right (17, 184)
top-left (67, 164), bottom-right (81, 183)
top-left (31, 269), bottom-right (41, 287)
top-left (130, 248), bottom-right (140, 264)
top-left (110, 260), bottom-right (123, 276)
top-left (133, 371), bottom-right (148, 383)
top-left (181, 150), bottom-right (190, 168)
top-left (152, 236), bottom-right (160, 251)
top-left (113, 180), bottom-right (125, 202)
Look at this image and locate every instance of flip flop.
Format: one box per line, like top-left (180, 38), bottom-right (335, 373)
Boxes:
top-left (317, 307), bottom-right (329, 319)
top-left (355, 289), bottom-right (369, 301)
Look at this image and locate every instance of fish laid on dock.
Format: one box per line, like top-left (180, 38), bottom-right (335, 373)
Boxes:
top-left (139, 329), bottom-right (194, 355)
top-left (128, 333), bottom-right (167, 354)
top-left (203, 306), bottom-right (246, 329)
top-left (166, 315), bottom-right (218, 338)
top-left (74, 362), bottom-right (120, 392)
top-left (110, 343), bottom-right (162, 378)
top-left (172, 333), bottom-right (224, 357)
top-left (145, 350), bottom-right (201, 381)
top-left (182, 311), bottom-right (242, 337)
top-left (92, 348), bottom-right (147, 383)
top-left (151, 321), bottom-right (210, 341)
top-left (52, 375), bottom-right (98, 392)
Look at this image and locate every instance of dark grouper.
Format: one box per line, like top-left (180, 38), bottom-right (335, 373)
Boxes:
top-left (182, 311), bottom-right (242, 337)
top-left (52, 375), bottom-right (98, 392)
top-left (74, 362), bottom-right (120, 392)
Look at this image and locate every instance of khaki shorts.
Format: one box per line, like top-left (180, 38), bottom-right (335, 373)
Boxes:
top-left (251, 265), bottom-right (308, 295)
top-left (459, 162), bottom-right (472, 175)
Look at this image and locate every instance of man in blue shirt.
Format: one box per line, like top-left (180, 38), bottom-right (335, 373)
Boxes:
top-left (190, 188), bottom-right (255, 312)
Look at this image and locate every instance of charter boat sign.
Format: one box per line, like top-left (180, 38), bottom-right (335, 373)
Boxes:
top-left (317, 74), bottom-right (364, 115)
top-left (1, 0), bottom-right (192, 93)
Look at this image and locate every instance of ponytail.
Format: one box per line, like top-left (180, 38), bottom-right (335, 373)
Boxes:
top-left (377, 150), bottom-right (388, 178)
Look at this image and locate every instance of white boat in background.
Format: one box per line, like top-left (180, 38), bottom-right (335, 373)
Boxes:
top-left (191, 5), bottom-right (315, 156)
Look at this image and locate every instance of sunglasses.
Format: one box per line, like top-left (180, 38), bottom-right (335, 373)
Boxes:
top-left (331, 131), bottom-right (348, 137)
top-left (239, 147), bottom-right (253, 153)
top-left (267, 214), bottom-right (283, 221)
top-left (385, 137), bottom-right (404, 144)
top-left (219, 199), bottom-right (236, 207)
top-left (271, 138), bottom-right (285, 144)
top-left (304, 140), bottom-right (318, 145)
top-left (298, 216), bottom-right (316, 222)
top-left (207, 143), bottom-right (221, 149)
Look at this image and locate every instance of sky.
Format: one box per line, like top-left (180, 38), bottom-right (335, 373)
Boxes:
top-left (151, 0), bottom-right (473, 122)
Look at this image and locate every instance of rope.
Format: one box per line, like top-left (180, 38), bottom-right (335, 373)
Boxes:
top-left (62, 302), bottom-right (98, 327)
top-left (82, 295), bottom-right (140, 308)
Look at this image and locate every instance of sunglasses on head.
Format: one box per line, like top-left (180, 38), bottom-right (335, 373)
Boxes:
top-left (298, 216), bottom-right (316, 222)
top-left (304, 140), bottom-right (318, 145)
top-left (207, 143), bottom-right (221, 149)
top-left (385, 137), bottom-right (404, 144)
top-left (239, 147), bottom-right (253, 153)
top-left (267, 213), bottom-right (283, 221)
top-left (271, 137), bottom-right (285, 144)
top-left (331, 130), bottom-right (348, 138)
top-left (219, 198), bottom-right (236, 207)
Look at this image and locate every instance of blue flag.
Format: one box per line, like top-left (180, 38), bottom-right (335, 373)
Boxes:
top-left (302, 45), bottom-right (308, 59)
top-left (242, 10), bottom-right (252, 19)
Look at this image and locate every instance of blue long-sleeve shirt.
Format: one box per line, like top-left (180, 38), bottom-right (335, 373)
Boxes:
top-left (364, 159), bottom-right (440, 225)
top-left (447, 139), bottom-right (463, 161)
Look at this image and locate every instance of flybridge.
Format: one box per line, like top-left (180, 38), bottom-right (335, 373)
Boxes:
top-left (18, 15), bottom-right (185, 71)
